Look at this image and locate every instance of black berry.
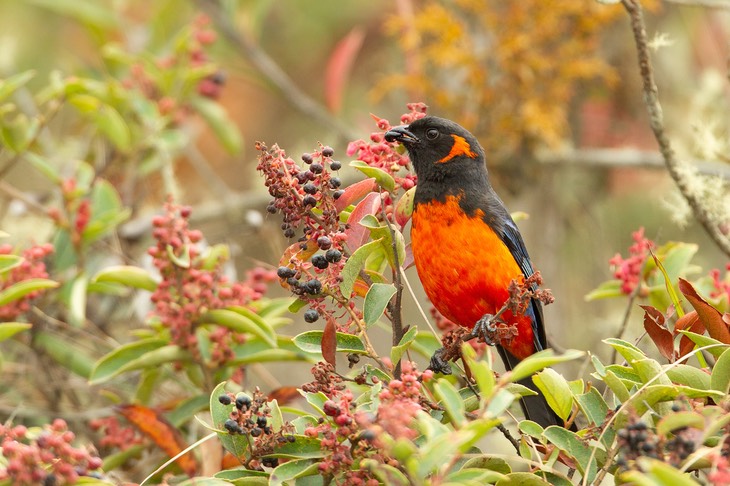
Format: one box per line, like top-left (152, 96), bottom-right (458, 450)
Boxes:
top-left (286, 277), bottom-right (300, 287)
top-left (310, 162), bottom-right (323, 174)
top-left (302, 195), bottom-right (317, 207)
top-left (333, 190), bottom-right (344, 200)
top-left (303, 182), bottom-right (317, 194)
top-left (330, 177), bottom-right (341, 189)
top-left (277, 266), bottom-right (296, 279)
top-left (236, 395), bottom-right (252, 411)
top-left (312, 255), bottom-right (329, 269)
top-left (304, 279), bottom-right (322, 295)
top-left (325, 249), bottom-right (342, 263)
top-left (317, 235), bottom-right (332, 250)
top-left (262, 457), bottom-right (279, 468)
top-left (224, 419), bottom-right (239, 434)
top-left (330, 160), bottom-right (341, 170)
top-left (257, 416), bottom-right (268, 428)
top-left (250, 427), bottom-right (262, 437)
top-left (284, 228), bottom-right (296, 238)
top-left (295, 172), bottom-right (309, 184)
top-left (218, 394), bottom-right (232, 405)
top-left (304, 309), bottom-right (319, 323)
top-left (322, 146), bottom-right (334, 157)
top-left (302, 153), bottom-right (313, 164)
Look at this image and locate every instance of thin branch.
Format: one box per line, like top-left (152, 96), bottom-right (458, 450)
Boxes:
top-left (195, 0), bottom-right (358, 142)
top-left (621, 0), bottom-right (730, 257)
top-left (381, 199), bottom-right (405, 378)
top-left (538, 148), bottom-right (730, 179)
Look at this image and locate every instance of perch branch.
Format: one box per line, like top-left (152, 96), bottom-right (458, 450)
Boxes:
top-left (622, 0), bottom-right (730, 257)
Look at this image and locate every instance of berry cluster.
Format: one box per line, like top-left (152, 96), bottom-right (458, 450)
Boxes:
top-left (88, 416), bottom-right (143, 453)
top-left (300, 363), bottom-right (429, 484)
top-left (709, 263), bottom-right (730, 305)
top-left (615, 416), bottom-right (701, 471)
top-left (217, 388), bottom-right (295, 470)
top-left (0, 419), bottom-right (102, 486)
top-left (609, 227), bottom-right (655, 295)
top-left (0, 243), bottom-right (54, 320)
top-left (124, 14), bottom-right (225, 122)
top-left (346, 102), bottom-right (427, 192)
top-left (148, 199), bottom-right (275, 366)
top-left (257, 142), bottom-right (344, 242)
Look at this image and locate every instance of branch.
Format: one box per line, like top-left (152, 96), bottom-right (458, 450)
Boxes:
top-left (196, 0), bottom-right (359, 142)
top-left (622, 0), bottom-right (730, 257)
top-left (538, 148), bottom-right (730, 179)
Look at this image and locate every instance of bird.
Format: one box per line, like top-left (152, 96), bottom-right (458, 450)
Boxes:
top-left (385, 116), bottom-right (566, 428)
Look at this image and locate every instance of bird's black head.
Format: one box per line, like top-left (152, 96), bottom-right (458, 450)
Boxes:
top-left (385, 116), bottom-right (486, 183)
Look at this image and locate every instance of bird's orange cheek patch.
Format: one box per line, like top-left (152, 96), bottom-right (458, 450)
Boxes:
top-left (437, 135), bottom-right (477, 163)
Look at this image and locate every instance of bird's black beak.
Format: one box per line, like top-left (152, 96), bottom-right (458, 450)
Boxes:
top-left (384, 125), bottom-right (419, 145)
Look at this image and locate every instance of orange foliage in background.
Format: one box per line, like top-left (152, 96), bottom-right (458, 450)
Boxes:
top-left (382, 1), bottom-right (656, 158)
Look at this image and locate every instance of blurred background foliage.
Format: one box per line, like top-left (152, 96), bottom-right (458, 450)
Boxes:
top-left (1, 0), bottom-right (729, 427)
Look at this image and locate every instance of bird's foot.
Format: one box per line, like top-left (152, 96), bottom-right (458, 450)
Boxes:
top-left (427, 347), bottom-right (452, 375)
top-left (467, 313), bottom-right (502, 346)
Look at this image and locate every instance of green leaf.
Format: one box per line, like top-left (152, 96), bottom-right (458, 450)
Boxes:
top-left (34, 331), bottom-right (94, 378)
top-left (543, 427), bottom-right (599, 482)
top-left (518, 420), bottom-right (544, 438)
top-left (270, 458), bottom-right (318, 486)
top-left (27, 0), bottom-right (119, 28)
top-left (445, 468), bottom-right (505, 484)
top-left (532, 368), bottom-right (573, 420)
top-left (711, 347), bottom-right (730, 394)
top-left (340, 238), bottom-right (383, 298)
top-left (68, 272), bottom-right (88, 327)
top-left (461, 456), bottom-right (511, 474)
top-left (25, 153), bottom-right (62, 183)
top-left (636, 457), bottom-right (702, 486)
top-left (666, 364), bottom-right (711, 390)
top-left (350, 160), bottom-right (396, 192)
top-left (433, 379), bottom-right (466, 427)
top-left (0, 322), bottom-right (32, 341)
top-left (677, 331), bottom-right (728, 358)
top-left (584, 279), bottom-right (623, 301)
top-left (604, 337), bottom-right (646, 363)
top-left (391, 326), bottom-right (418, 366)
top-left (0, 278), bottom-right (59, 306)
top-left (0, 70), bottom-right (36, 103)
top-left (96, 104), bottom-right (131, 151)
top-left (292, 331), bottom-right (366, 355)
top-left (92, 344), bottom-right (190, 384)
top-left (495, 472), bottom-right (551, 485)
top-left (209, 382), bottom-right (251, 460)
top-left (267, 436), bottom-right (325, 459)
top-left (656, 411), bottom-right (704, 437)
top-left (190, 97), bottom-right (243, 154)
top-left (363, 283), bottom-right (396, 326)
top-left (508, 349), bottom-right (584, 384)
top-left (204, 308), bottom-right (276, 348)
top-left (573, 387), bottom-right (608, 427)
top-left (167, 394), bottom-right (210, 428)
top-left (90, 338), bottom-right (167, 384)
top-left (0, 254), bottom-right (23, 274)
top-left (93, 266), bottom-right (158, 291)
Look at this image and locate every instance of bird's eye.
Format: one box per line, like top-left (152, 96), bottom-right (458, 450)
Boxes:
top-left (426, 128), bottom-right (439, 140)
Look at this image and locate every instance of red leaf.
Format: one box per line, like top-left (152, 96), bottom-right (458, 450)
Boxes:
top-left (116, 404), bottom-right (198, 476)
top-left (324, 27), bottom-right (365, 114)
top-left (640, 305), bottom-right (675, 361)
top-left (267, 386), bottom-right (301, 406)
top-left (334, 178), bottom-right (377, 212)
top-left (402, 243), bottom-right (414, 270)
top-left (344, 192), bottom-right (381, 252)
top-left (679, 278), bottom-right (730, 344)
top-left (322, 318), bottom-right (337, 367)
top-left (675, 310), bottom-right (705, 358)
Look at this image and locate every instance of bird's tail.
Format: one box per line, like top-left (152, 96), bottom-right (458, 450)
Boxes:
top-left (496, 346), bottom-right (574, 430)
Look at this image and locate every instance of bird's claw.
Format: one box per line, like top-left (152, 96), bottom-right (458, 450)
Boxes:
top-left (427, 347), bottom-right (452, 375)
top-left (469, 313), bottom-right (499, 345)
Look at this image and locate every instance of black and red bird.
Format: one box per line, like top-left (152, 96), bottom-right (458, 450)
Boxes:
top-left (385, 116), bottom-right (565, 428)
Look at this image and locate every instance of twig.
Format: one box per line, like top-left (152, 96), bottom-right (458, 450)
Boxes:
top-left (622, 0), bottom-right (730, 257)
top-left (195, 0), bottom-right (358, 142)
top-left (381, 199), bottom-right (406, 378)
top-left (609, 283), bottom-right (642, 365)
